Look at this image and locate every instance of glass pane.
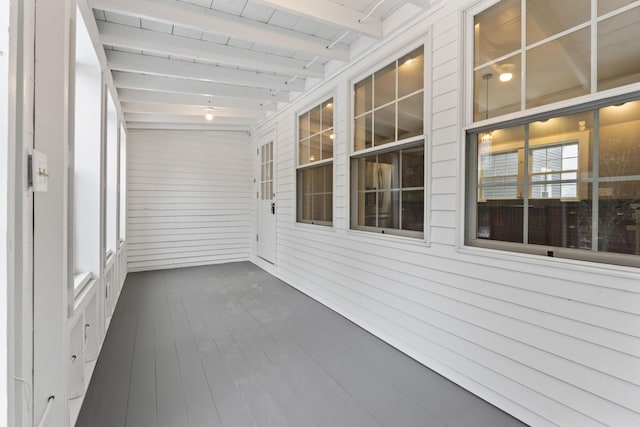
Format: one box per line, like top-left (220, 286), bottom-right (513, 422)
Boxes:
top-left (321, 130), bottom-right (333, 160)
top-left (311, 166), bottom-right (324, 194)
top-left (312, 194), bottom-right (324, 221)
top-left (474, 55), bottom-right (521, 121)
top-left (477, 199), bottom-right (524, 242)
top-left (324, 194), bottom-right (333, 223)
top-left (364, 156), bottom-right (377, 190)
top-left (526, 0), bottom-right (589, 45)
top-left (528, 199), bottom-right (592, 248)
top-left (598, 9), bottom-right (640, 91)
top-left (299, 138), bottom-right (310, 166)
top-left (474, 0), bottom-right (521, 66)
top-left (302, 195), bottom-right (311, 220)
top-left (354, 113), bottom-right (372, 151)
top-left (398, 92), bottom-right (423, 140)
top-left (598, 0), bottom-right (636, 16)
top-left (322, 99), bottom-right (333, 130)
top-left (598, 180), bottom-right (640, 254)
top-left (398, 47), bottom-right (424, 97)
top-left (402, 190), bottom-right (424, 231)
top-left (299, 112), bottom-right (309, 139)
top-left (526, 28), bottom-right (590, 108)
top-left (310, 134), bottom-right (321, 163)
top-left (364, 191), bottom-right (377, 227)
top-left (529, 110), bottom-right (593, 183)
top-left (599, 100), bottom-right (640, 177)
top-left (310, 105), bottom-right (321, 135)
top-left (378, 189), bottom-right (400, 229)
top-left (355, 76), bottom-right (372, 116)
top-left (374, 62), bottom-right (396, 108)
top-left (402, 146), bottom-right (424, 188)
top-left (374, 104), bottom-right (396, 147)
top-left (378, 151), bottom-right (400, 190)
top-left (325, 164), bottom-right (333, 192)
top-left (478, 124), bottom-right (524, 203)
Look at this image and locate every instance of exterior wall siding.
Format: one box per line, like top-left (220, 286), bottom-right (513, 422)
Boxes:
top-left (127, 130), bottom-right (252, 272)
top-left (249, 2), bottom-right (640, 426)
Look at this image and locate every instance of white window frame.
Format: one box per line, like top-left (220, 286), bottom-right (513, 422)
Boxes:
top-left (349, 42), bottom-right (428, 239)
top-left (295, 94), bottom-right (335, 227)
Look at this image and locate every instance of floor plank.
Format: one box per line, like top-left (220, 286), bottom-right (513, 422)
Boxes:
top-left (77, 261), bottom-right (527, 427)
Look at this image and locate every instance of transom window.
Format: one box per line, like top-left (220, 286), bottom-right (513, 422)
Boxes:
top-left (297, 98), bottom-right (334, 226)
top-left (351, 46), bottom-right (426, 237)
top-left (473, 0), bottom-right (640, 121)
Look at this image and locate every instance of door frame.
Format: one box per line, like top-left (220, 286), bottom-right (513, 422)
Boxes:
top-left (255, 128), bottom-right (277, 267)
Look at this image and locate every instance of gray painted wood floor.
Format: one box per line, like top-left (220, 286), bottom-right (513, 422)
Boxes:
top-left (76, 262), bottom-right (526, 427)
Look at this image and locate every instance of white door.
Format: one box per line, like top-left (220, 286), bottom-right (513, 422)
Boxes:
top-left (257, 139), bottom-right (276, 263)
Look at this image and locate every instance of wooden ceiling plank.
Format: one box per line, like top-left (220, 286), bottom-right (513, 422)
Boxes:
top-left (98, 20), bottom-right (324, 78)
top-left (112, 71), bottom-right (291, 103)
top-left (106, 51), bottom-right (306, 92)
top-left (253, 0), bottom-right (382, 38)
top-left (116, 88), bottom-right (279, 111)
top-left (89, 0), bottom-right (349, 61)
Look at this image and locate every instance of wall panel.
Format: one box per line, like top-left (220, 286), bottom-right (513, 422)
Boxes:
top-left (127, 130), bottom-right (251, 271)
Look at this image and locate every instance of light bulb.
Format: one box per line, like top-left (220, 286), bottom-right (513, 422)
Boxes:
top-left (499, 72), bottom-right (512, 82)
top-left (205, 108), bottom-right (214, 121)
top-left (330, 134), bottom-right (334, 140)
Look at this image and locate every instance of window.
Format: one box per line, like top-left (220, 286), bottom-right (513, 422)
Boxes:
top-left (296, 98), bottom-right (333, 225)
top-left (467, 98), bottom-right (640, 266)
top-left (467, 1), bottom-right (640, 266)
top-left (473, 0), bottom-right (640, 121)
top-left (351, 46), bottom-right (425, 237)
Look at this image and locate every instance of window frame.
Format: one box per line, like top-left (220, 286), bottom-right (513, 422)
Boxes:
top-left (349, 42), bottom-right (428, 239)
top-left (465, 92), bottom-right (640, 268)
top-left (295, 95), bottom-right (335, 227)
top-left (464, 1), bottom-right (640, 268)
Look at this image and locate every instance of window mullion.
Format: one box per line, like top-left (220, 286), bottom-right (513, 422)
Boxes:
top-left (591, 110), bottom-right (599, 251)
top-left (590, 0), bottom-right (597, 94)
top-left (523, 124), bottom-right (530, 244)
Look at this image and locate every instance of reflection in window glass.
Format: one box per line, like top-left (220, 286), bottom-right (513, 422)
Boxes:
top-left (374, 104), bottom-right (396, 146)
top-left (467, 98), bottom-right (640, 263)
top-left (473, 1), bottom-right (640, 123)
top-left (374, 63), bottom-right (396, 108)
top-left (526, 28), bottom-right (590, 108)
top-left (355, 77), bottom-right (372, 116)
top-left (398, 93), bottom-right (423, 140)
top-left (598, 9), bottom-right (640, 91)
top-left (474, 0), bottom-right (521, 66)
top-left (297, 98), bottom-right (334, 226)
top-left (526, 0), bottom-right (589, 44)
top-left (398, 48), bottom-right (424, 97)
top-left (351, 144), bottom-right (424, 234)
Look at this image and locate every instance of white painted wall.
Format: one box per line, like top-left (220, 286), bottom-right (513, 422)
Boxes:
top-left (250, 2), bottom-right (640, 426)
top-left (0, 0), bottom-right (9, 423)
top-left (127, 130), bottom-right (252, 272)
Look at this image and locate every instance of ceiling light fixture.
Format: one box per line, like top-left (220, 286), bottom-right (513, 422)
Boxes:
top-left (204, 108), bottom-right (214, 121)
top-left (499, 64), bottom-right (514, 82)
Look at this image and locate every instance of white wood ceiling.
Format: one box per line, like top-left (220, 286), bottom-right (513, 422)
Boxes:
top-left (78, 0), bottom-right (434, 132)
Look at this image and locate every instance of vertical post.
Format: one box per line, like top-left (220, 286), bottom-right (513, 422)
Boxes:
top-left (33, 0), bottom-right (74, 425)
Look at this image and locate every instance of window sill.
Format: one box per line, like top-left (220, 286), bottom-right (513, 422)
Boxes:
top-left (458, 241), bottom-right (640, 279)
top-left (347, 227), bottom-right (430, 248)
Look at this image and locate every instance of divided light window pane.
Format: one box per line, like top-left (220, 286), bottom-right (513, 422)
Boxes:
top-left (473, 1), bottom-right (640, 122)
top-left (297, 98), bottom-right (334, 226)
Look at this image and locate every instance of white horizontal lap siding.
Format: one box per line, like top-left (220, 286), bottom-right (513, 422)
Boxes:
top-left (249, 2), bottom-right (640, 426)
top-left (128, 130), bottom-right (251, 272)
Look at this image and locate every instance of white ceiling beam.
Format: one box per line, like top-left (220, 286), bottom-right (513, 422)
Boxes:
top-left (106, 51), bottom-right (305, 92)
top-left (121, 102), bottom-right (268, 119)
top-left (126, 122), bottom-right (251, 132)
top-left (89, 0), bottom-right (349, 61)
top-left (253, 0), bottom-right (382, 38)
top-left (97, 21), bottom-right (324, 78)
top-left (125, 113), bottom-right (258, 125)
top-left (116, 88), bottom-right (278, 111)
top-left (112, 71), bottom-right (290, 103)
top-left (405, 0), bottom-right (431, 8)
